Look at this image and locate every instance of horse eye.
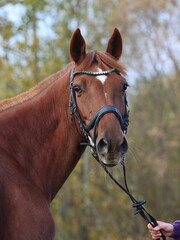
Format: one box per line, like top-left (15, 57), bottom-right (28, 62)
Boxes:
top-left (73, 85), bottom-right (82, 95)
top-left (122, 83), bottom-right (128, 92)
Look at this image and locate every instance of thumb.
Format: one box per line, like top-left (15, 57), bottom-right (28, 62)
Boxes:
top-left (154, 226), bottom-right (161, 231)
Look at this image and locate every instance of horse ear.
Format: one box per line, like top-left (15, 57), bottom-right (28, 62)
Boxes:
top-left (106, 28), bottom-right (122, 60)
top-left (70, 28), bottom-right (86, 64)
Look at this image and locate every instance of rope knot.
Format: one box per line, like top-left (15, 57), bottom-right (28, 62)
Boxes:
top-left (132, 200), bottom-right (146, 215)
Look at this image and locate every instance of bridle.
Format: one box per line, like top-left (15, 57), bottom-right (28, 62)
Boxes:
top-left (69, 67), bottom-right (166, 240)
top-left (69, 67), bottom-right (129, 156)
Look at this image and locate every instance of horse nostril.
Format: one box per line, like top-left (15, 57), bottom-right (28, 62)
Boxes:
top-left (97, 136), bottom-right (128, 156)
top-left (120, 137), bottom-right (128, 154)
top-left (97, 138), bottom-right (109, 156)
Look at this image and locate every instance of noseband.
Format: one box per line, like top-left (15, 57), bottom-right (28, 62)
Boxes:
top-left (69, 67), bottom-right (129, 154)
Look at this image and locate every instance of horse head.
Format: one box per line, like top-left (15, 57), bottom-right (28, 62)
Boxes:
top-left (69, 28), bottom-right (129, 167)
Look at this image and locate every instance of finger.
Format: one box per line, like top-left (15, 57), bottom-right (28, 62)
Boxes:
top-left (147, 224), bottom-right (155, 231)
top-left (149, 229), bottom-right (160, 234)
top-left (147, 223), bottom-right (160, 231)
top-left (151, 232), bottom-right (162, 239)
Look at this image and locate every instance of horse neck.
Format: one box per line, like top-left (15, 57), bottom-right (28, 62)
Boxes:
top-left (0, 70), bottom-right (85, 202)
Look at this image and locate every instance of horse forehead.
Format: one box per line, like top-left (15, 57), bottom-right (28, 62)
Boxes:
top-left (95, 68), bottom-right (108, 84)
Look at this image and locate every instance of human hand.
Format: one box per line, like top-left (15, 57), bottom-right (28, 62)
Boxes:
top-left (147, 221), bottom-right (174, 239)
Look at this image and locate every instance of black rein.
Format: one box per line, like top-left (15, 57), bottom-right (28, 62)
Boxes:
top-left (69, 67), bottom-right (166, 240)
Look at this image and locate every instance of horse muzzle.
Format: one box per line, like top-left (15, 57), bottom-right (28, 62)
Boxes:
top-left (75, 105), bottom-right (128, 166)
top-left (85, 105), bottom-right (128, 167)
top-left (96, 132), bottom-right (128, 167)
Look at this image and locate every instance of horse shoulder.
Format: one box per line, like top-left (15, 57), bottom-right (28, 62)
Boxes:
top-left (0, 156), bottom-right (55, 240)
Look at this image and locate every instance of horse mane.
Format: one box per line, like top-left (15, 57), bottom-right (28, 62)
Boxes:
top-left (0, 63), bottom-right (73, 112)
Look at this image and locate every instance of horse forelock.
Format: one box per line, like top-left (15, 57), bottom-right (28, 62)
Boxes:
top-left (78, 51), bottom-right (126, 75)
top-left (0, 63), bottom-right (73, 112)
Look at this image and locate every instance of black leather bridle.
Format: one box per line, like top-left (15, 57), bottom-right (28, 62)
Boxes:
top-left (69, 67), bottom-right (129, 156)
top-left (69, 67), bottom-right (166, 240)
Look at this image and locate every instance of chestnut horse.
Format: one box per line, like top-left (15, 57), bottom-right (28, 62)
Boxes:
top-left (0, 28), bottom-right (129, 239)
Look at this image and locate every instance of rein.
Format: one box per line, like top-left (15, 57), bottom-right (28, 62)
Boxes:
top-left (69, 67), bottom-right (166, 240)
top-left (95, 157), bottom-right (166, 240)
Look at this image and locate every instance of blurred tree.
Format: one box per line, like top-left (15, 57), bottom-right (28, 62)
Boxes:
top-left (0, 1), bottom-right (48, 96)
top-left (128, 71), bottom-right (180, 221)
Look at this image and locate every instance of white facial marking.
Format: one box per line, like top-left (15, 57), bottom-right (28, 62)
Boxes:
top-left (96, 68), bottom-right (107, 84)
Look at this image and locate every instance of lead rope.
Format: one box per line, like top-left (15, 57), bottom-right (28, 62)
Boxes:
top-left (93, 154), bottom-right (166, 240)
top-left (69, 67), bottom-right (165, 239)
